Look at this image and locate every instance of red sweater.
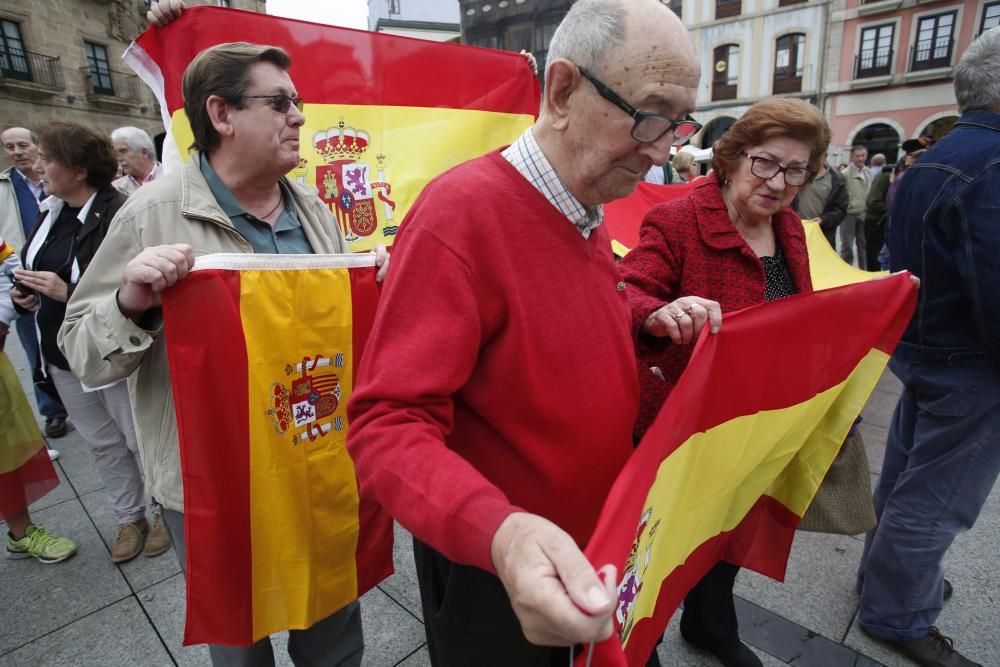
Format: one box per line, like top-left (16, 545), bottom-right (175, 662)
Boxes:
top-left (620, 176), bottom-right (813, 439)
top-left (347, 150), bottom-right (639, 572)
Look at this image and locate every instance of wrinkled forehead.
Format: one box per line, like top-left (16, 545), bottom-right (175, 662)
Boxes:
top-left (2, 128), bottom-right (32, 146)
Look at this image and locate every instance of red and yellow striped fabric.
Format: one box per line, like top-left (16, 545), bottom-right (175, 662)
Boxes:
top-left (161, 254), bottom-right (392, 647)
top-left (579, 273), bottom-right (917, 667)
top-left (124, 6), bottom-right (539, 253)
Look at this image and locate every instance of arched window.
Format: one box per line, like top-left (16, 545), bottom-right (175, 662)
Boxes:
top-left (853, 123), bottom-right (900, 164)
top-left (712, 44), bottom-right (739, 101)
top-left (773, 33), bottom-right (805, 94)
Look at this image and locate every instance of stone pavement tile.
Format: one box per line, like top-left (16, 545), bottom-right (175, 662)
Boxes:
top-left (378, 523), bottom-right (423, 621)
top-left (358, 586), bottom-right (427, 666)
top-left (0, 498), bottom-right (131, 655)
top-left (24, 465), bottom-right (76, 514)
top-left (734, 598), bottom-right (857, 666)
top-left (859, 390), bottom-right (898, 431)
top-left (657, 608), bottom-right (787, 666)
top-left (395, 646), bottom-right (430, 666)
top-left (137, 573), bottom-right (211, 666)
top-left (50, 428), bottom-right (106, 497)
top-left (735, 530), bottom-right (864, 641)
top-left (0, 597), bottom-right (173, 667)
top-left (78, 489), bottom-right (180, 592)
top-left (858, 422), bottom-right (888, 475)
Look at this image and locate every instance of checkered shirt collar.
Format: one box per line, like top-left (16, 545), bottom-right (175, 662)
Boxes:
top-left (501, 128), bottom-right (603, 239)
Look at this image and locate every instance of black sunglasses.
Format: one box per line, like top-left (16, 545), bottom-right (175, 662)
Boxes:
top-left (242, 94), bottom-right (304, 114)
top-left (576, 66), bottom-right (702, 146)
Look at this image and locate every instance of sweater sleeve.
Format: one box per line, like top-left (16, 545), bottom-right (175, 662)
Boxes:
top-left (619, 203), bottom-right (684, 338)
top-left (347, 226), bottom-right (519, 573)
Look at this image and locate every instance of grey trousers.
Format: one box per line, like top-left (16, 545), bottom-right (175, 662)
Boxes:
top-left (161, 509), bottom-right (364, 667)
top-left (839, 215), bottom-right (868, 269)
top-left (48, 366), bottom-right (145, 524)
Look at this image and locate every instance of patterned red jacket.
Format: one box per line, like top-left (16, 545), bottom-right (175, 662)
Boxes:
top-left (620, 175), bottom-right (813, 439)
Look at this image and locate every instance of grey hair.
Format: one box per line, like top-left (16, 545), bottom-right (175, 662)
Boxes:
top-left (955, 28), bottom-right (1000, 113)
top-left (546, 0), bottom-right (627, 75)
top-left (111, 126), bottom-right (157, 160)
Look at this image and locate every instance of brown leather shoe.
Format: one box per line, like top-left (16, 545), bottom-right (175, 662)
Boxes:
top-left (111, 518), bottom-right (148, 563)
top-left (142, 514), bottom-right (171, 558)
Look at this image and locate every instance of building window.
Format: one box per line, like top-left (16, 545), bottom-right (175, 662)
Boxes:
top-left (670, 0), bottom-right (682, 19)
top-left (773, 33), bottom-right (804, 94)
top-left (388, 0), bottom-right (401, 13)
top-left (912, 12), bottom-right (956, 71)
top-left (505, 25), bottom-right (532, 53)
top-left (981, 2), bottom-right (1000, 34)
top-left (856, 23), bottom-right (894, 78)
top-left (85, 41), bottom-right (114, 95)
top-left (778, 0), bottom-right (807, 6)
top-left (0, 20), bottom-right (31, 82)
top-left (716, 0), bottom-right (741, 20)
top-left (217, 0), bottom-right (231, 7)
top-left (712, 44), bottom-right (739, 101)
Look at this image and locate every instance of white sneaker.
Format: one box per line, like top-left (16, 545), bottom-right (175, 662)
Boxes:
top-left (47, 449), bottom-right (60, 462)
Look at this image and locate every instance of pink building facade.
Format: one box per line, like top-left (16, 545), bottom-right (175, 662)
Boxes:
top-left (822, 0), bottom-right (996, 163)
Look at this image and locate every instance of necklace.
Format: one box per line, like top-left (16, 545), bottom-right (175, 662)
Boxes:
top-left (258, 192), bottom-right (284, 220)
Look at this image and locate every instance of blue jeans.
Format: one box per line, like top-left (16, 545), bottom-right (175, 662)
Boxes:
top-left (857, 357), bottom-right (1000, 640)
top-left (14, 313), bottom-right (66, 421)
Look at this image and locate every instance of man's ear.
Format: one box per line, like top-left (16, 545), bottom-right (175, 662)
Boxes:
top-left (206, 95), bottom-right (234, 138)
top-left (543, 59), bottom-right (581, 132)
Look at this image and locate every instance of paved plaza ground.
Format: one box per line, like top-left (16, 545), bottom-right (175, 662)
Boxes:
top-left (1, 333), bottom-right (997, 666)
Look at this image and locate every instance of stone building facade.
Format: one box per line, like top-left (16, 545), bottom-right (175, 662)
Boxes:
top-left (0, 0), bottom-right (264, 143)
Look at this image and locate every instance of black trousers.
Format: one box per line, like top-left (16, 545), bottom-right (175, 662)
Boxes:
top-left (864, 217), bottom-right (885, 271)
top-left (413, 538), bottom-right (664, 667)
top-left (680, 561), bottom-right (741, 645)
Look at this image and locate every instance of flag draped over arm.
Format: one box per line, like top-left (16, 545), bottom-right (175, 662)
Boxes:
top-left (123, 6), bottom-right (540, 252)
top-left (578, 274), bottom-right (917, 667)
top-left (161, 254), bottom-right (392, 647)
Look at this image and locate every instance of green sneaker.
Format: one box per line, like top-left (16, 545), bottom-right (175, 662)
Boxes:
top-left (6, 524), bottom-right (77, 564)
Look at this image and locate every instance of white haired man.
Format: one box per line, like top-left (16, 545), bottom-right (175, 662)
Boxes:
top-left (111, 126), bottom-right (161, 195)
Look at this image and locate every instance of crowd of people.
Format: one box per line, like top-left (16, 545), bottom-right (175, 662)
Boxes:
top-left (1, 0), bottom-right (997, 666)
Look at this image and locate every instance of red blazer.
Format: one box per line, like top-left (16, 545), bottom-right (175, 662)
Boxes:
top-left (620, 175), bottom-right (813, 439)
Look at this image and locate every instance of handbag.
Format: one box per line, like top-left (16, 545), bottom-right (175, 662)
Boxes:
top-left (799, 428), bottom-right (877, 535)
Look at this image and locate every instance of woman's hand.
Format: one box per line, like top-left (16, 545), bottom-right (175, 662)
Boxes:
top-left (147, 0), bottom-right (185, 27)
top-left (13, 270), bottom-right (69, 303)
top-left (10, 285), bottom-right (38, 311)
top-left (643, 296), bottom-right (722, 344)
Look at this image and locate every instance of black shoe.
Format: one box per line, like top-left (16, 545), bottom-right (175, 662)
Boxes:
top-left (868, 626), bottom-right (981, 667)
top-left (44, 417), bottom-right (67, 438)
top-left (679, 629), bottom-right (763, 667)
top-left (943, 579), bottom-right (953, 602)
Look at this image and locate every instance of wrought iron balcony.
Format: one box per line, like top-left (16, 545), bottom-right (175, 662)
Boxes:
top-left (0, 49), bottom-right (64, 91)
top-left (854, 47), bottom-right (893, 79)
top-left (910, 38), bottom-right (953, 71)
top-left (79, 66), bottom-right (143, 103)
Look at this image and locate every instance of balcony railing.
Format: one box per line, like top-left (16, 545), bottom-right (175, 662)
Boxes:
top-left (79, 66), bottom-right (142, 102)
top-left (0, 49), bottom-right (64, 90)
top-left (910, 37), bottom-right (953, 71)
top-left (855, 47), bottom-right (893, 78)
top-left (772, 73), bottom-right (803, 94)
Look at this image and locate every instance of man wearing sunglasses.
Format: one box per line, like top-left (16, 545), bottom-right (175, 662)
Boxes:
top-left (347, 0), bottom-right (700, 665)
top-left (60, 39), bottom-right (386, 666)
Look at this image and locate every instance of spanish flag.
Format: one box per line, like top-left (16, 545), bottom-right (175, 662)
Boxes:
top-left (123, 6), bottom-right (539, 253)
top-left (0, 240), bottom-right (59, 521)
top-left (602, 181), bottom-right (880, 287)
top-left (579, 273), bottom-right (916, 666)
top-left (161, 254), bottom-right (392, 647)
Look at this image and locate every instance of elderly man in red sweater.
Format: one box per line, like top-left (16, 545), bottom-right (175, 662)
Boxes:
top-left (348, 0), bottom-right (711, 664)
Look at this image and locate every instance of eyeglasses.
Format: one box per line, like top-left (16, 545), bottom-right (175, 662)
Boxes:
top-left (576, 66), bottom-right (702, 146)
top-left (241, 94), bottom-right (304, 114)
top-left (740, 152), bottom-right (814, 186)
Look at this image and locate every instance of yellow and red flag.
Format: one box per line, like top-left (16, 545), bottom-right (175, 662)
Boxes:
top-left (124, 6), bottom-right (539, 252)
top-left (603, 181), bottom-right (882, 287)
top-left (0, 240), bottom-right (59, 520)
top-left (161, 254), bottom-right (392, 647)
top-left (579, 274), bottom-right (916, 666)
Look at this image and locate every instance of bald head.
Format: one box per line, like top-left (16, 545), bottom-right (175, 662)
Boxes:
top-left (2, 126), bottom-right (40, 179)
